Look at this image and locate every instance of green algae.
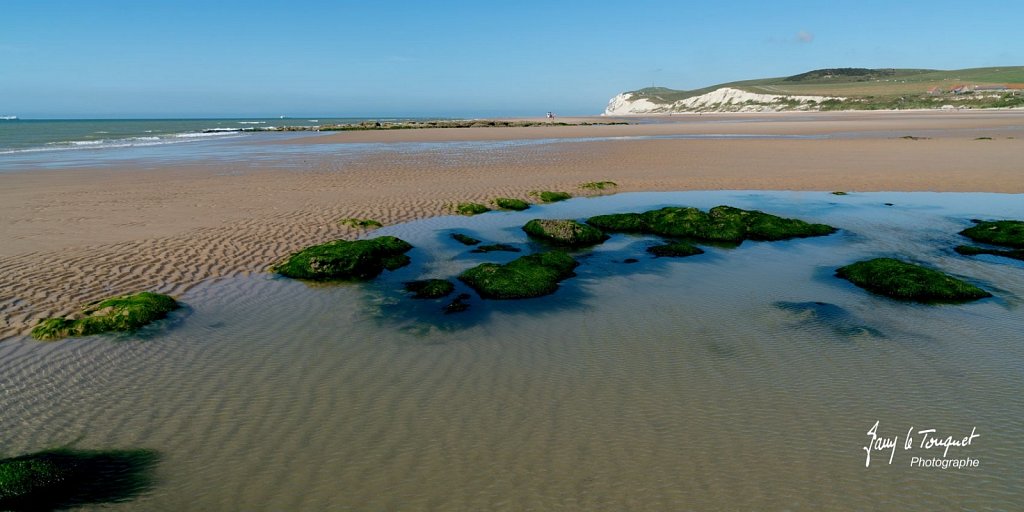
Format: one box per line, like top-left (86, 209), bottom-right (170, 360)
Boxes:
top-left (471, 244), bottom-right (521, 253)
top-left (580, 181), bottom-right (617, 191)
top-left (522, 219), bottom-right (608, 247)
top-left (960, 220), bottom-right (1024, 249)
top-left (451, 233), bottom-right (481, 246)
top-left (338, 218), bottom-right (383, 229)
top-left (530, 190), bottom-right (572, 203)
top-left (274, 236), bottom-right (413, 281)
top-left (458, 251), bottom-right (579, 299)
top-left (647, 241), bottom-right (705, 258)
top-left (30, 292), bottom-right (180, 341)
top-left (493, 198), bottom-right (531, 211)
top-left (0, 448), bottom-right (159, 510)
top-left (587, 205), bottom-right (836, 243)
top-left (955, 245), bottom-right (1024, 261)
top-left (455, 202), bottom-right (491, 215)
top-left (835, 258), bottom-right (991, 303)
top-left (404, 279), bottom-right (455, 299)
top-left (831, 191), bottom-right (848, 196)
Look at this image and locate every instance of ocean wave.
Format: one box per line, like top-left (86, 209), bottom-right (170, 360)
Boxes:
top-left (178, 130), bottom-right (239, 137)
top-left (238, 121), bottom-right (266, 125)
top-left (0, 132), bottom-right (246, 155)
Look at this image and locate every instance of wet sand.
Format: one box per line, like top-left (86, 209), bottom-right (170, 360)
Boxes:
top-left (1, 111), bottom-right (1022, 338)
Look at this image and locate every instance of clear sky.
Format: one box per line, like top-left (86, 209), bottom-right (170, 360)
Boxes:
top-left (3, 0), bottom-right (1022, 118)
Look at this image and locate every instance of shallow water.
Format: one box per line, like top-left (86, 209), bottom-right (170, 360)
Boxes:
top-left (0, 129), bottom-right (825, 172)
top-left (1, 191), bottom-right (1022, 510)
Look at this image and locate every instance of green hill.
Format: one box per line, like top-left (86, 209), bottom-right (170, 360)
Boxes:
top-left (619, 67), bottom-right (1024, 112)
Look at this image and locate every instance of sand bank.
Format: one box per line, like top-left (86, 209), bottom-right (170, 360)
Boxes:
top-left (1, 112), bottom-right (1022, 339)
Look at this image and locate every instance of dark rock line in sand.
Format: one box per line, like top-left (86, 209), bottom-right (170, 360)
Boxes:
top-left (207, 120), bottom-right (629, 133)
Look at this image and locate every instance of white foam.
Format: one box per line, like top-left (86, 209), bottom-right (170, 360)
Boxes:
top-left (178, 131), bottom-right (238, 137)
top-left (4, 131), bottom-right (247, 155)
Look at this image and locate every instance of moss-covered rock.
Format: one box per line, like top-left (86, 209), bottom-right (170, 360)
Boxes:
top-left (835, 258), bottom-right (991, 303)
top-left (455, 202), bottom-right (490, 215)
top-left (0, 448), bottom-right (158, 510)
top-left (587, 205), bottom-right (835, 243)
top-left (522, 219), bottom-right (608, 247)
top-left (647, 241), bottom-right (705, 257)
top-left (404, 279), bottom-right (455, 299)
top-left (493, 197), bottom-right (530, 211)
top-left (451, 233), bottom-right (481, 246)
top-left (471, 244), bottom-right (521, 253)
top-left (458, 251), bottom-right (579, 299)
top-left (531, 190), bottom-right (572, 203)
top-left (338, 218), bottom-right (382, 229)
top-left (955, 245), bottom-right (1024, 261)
top-left (586, 212), bottom-right (648, 233)
top-left (580, 181), bottom-right (617, 190)
top-left (960, 220), bottom-right (1024, 249)
top-left (30, 292), bottom-right (180, 341)
top-left (274, 236), bottom-right (413, 281)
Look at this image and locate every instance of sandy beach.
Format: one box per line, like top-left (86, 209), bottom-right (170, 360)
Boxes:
top-left (1, 111), bottom-right (1022, 339)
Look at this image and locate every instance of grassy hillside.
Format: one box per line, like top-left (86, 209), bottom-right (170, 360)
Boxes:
top-left (626, 67), bottom-right (1024, 107)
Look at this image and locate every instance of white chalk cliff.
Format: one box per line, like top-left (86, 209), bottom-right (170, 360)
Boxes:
top-left (604, 87), bottom-right (845, 115)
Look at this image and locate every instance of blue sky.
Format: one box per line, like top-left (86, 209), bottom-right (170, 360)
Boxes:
top-left (2, 0), bottom-right (1022, 118)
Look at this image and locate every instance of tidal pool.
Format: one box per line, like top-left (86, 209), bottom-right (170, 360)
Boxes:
top-left (1, 191), bottom-right (1022, 510)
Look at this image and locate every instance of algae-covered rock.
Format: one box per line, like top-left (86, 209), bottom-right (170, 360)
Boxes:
top-left (531, 191), bottom-right (572, 203)
top-left (586, 212), bottom-right (648, 233)
top-left (522, 219), bottom-right (608, 247)
top-left (835, 258), bottom-right (991, 303)
top-left (493, 198), bottom-right (530, 211)
top-left (0, 448), bottom-right (159, 510)
top-left (587, 205), bottom-right (835, 243)
top-left (954, 245), bottom-right (1024, 261)
top-left (338, 218), bottom-right (382, 229)
top-left (458, 251), bottom-right (579, 299)
top-left (959, 220), bottom-right (1024, 249)
top-left (455, 202), bottom-right (491, 215)
top-left (404, 279), bottom-right (455, 299)
top-left (580, 181), bottom-right (617, 191)
top-left (31, 292), bottom-right (180, 341)
top-left (274, 236), bottom-right (413, 281)
top-left (451, 233), bottom-right (481, 246)
top-left (471, 244), bottom-right (521, 253)
top-left (647, 241), bottom-right (705, 257)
